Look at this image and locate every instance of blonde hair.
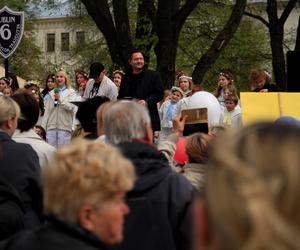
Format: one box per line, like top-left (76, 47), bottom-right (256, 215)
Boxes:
top-left (97, 101), bottom-right (115, 136)
top-left (0, 96), bottom-right (20, 125)
top-left (43, 138), bottom-right (135, 223)
top-left (205, 123), bottom-right (300, 250)
top-left (2, 86), bottom-right (13, 96)
top-left (55, 70), bottom-right (72, 88)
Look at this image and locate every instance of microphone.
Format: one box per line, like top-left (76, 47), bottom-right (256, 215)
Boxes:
top-left (54, 88), bottom-right (60, 107)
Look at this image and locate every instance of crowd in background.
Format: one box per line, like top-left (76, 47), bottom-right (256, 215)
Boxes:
top-left (0, 50), bottom-right (297, 250)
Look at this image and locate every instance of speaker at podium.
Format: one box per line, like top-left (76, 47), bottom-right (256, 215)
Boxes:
top-left (287, 51), bottom-right (300, 92)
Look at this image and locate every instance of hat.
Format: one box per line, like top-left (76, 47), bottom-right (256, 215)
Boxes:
top-left (170, 86), bottom-right (184, 97)
top-left (274, 116), bottom-right (300, 127)
top-left (24, 80), bottom-right (39, 89)
top-left (89, 62), bottom-right (105, 79)
top-left (76, 96), bottom-right (110, 133)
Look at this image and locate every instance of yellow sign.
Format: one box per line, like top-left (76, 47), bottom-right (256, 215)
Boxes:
top-left (240, 92), bottom-right (300, 125)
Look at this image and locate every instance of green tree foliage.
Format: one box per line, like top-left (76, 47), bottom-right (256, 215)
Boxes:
top-left (9, 27), bottom-right (45, 81)
top-left (244, 0), bottom-right (299, 90)
top-left (0, 0), bottom-right (27, 10)
top-left (176, 2), bottom-right (271, 92)
top-left (0, 0), bottom-right (46, 81)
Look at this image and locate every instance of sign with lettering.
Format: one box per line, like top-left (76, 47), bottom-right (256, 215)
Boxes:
top-left (0, 6), bottom-right (24, 58)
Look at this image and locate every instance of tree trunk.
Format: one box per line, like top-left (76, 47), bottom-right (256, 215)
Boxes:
top-left (192, 0), bottom-right (247, 85)
top-left (80, 0), bottom-right (132, 69)
top-left (243, 0), bottom-right (298, 91)
top-left (155, 0), bottom-right (201, 89)
top-left (267, 0), bottom-right (286, 90)
top-left (295, 15), bottom-right (300, 51)
top-left (155, 0), bottom-right (180, 88)
top-left (135, 0), bottom-right (156, 65)
top-left (266, 0), bottom-right (298, 91)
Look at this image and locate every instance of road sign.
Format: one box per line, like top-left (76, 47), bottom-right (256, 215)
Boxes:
top-left (0, 6), bottom-right (24, 58)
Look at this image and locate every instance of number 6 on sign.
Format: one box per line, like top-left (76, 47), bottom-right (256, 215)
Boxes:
top-left (0, 24), bottom-right (12, 40)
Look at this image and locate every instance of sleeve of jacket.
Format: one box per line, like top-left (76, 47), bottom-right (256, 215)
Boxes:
top-left (109, 86), bottom-right (118, 101)
top-left (117, 76), bottom-right (130, 99)
top-left (41, 96), bottom-right (51, 130)
top-left (59, 90), bottom-right (76, 111)
top-left (82, 79), bottom-right (94, 100)
top-left (144, 71), bottom-right (164, 107)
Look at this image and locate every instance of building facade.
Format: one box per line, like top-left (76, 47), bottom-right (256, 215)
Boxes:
top-left (32, 15), bottom-right (102, 77)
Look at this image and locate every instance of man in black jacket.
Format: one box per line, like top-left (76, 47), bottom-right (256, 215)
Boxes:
top-left (104, 100), bottom-right (194, 250)
top-left (118, 50), bottom-right (164, 132)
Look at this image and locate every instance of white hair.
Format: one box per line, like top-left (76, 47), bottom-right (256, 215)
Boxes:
top-left (104, 100), bottom-right (151, 144)
top-left (0, 96), bottom-right (20, 125)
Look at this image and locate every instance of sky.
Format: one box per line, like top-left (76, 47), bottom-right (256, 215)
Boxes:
top-left (28, 0), bottom-right (71, 19)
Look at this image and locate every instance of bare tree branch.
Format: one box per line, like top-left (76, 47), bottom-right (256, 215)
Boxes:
top-left (175, 0), bottom-right (202, 30)
top-left (279, 0), bottom-right (298, 26)
top-left (243, 11), bottom-right (269, 28)
top-left (192, 0), bottom-right (247, 84)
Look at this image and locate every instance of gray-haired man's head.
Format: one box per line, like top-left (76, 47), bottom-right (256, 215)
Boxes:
top-left (104, 100), bottom-right (152, 144)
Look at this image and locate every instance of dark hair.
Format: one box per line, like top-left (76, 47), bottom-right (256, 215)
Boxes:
top-left (34, 125), bottom-right (47, 141)
top-left (11, 92), bottom-right (39, 132)
top-left (89, 62), bottom-right (105, 79)
top-left (129, 49), bottom-right (145, 60)
top-left (0, 77), bottom-right (10, 85)
top-left (213, 70), bottom-right (235, 98)
top-left (76, 96), bottom-right (110, 136)
top-left (41, 74), bottom-right (55, 97)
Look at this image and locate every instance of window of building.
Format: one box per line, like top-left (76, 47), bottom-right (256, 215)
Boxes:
top-left (61, 32), bottom-right (70, 51)
top-left (46, 33), bottom-right (55, 52)
top-left (76, 31), bottom-right (85, 46)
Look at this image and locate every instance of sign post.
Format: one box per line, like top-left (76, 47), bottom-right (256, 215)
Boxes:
top-left (0, 6), bottom-right (24, 77)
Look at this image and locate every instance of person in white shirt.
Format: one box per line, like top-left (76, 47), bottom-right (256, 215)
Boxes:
top-left (220, 94), bottom-right (242, 128)
top-left (83, 62), bottom-right (118, 101)
top-left (41, 70), bottom-right (76, 148)
top-left (12, 92), bottom-right (56, 168)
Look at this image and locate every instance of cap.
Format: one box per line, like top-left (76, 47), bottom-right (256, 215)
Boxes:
top-left (89, 62), bottom-right (105, 79)
top-left (170, 86), bottom-right (184, 97)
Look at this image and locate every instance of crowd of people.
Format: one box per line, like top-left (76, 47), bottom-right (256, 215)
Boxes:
top-left (0, 50), bottom-right (298, 250)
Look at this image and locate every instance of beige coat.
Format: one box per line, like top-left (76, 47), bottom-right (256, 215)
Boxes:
top-left (13, 129), bottom-right (56, 168)
top-left (182, 163), bottom-right (206, 193)
top-left (41, 88), bottom-right (76, 132)
top-left (83, 76), bottom-right (118, 101)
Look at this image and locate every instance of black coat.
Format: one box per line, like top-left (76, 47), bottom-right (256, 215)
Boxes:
top-left (0, 175), bottom-right (25, 241)
top-left (0, 216), bottom-right (107, 250)
top-left (0, 131), bottom-right (43, 228)
top-left (253, 83), bottom-right (279, 92)
top-left (118, 68), bottom-right (164, 132)
top-left (112, 141), bottom-right (194, 250)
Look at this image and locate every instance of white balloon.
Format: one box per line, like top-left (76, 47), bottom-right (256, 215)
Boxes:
top-left (186, 91), bottom-right (221, 127)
